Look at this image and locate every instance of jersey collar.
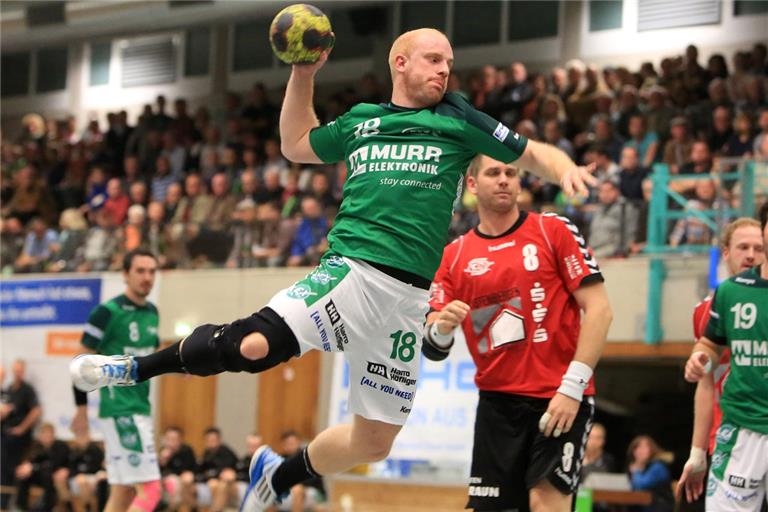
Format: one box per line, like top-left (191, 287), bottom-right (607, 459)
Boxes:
top-left (474, 211), bottom-right (528, 239)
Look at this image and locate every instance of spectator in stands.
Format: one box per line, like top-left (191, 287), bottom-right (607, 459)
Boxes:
top-left (624, 113), bottom-right (659, 168)
top-left (708, 106), bottom-right (734, 155)
top-left (48, 208), bottom-right (88, 273)
top-left (105, 111), bottom-right (133, 173)
top-left (128, 180), bottom-right (148, 208)
top-left (237, 169), bottom-right (259, 203)
top-left (14, 217), bottom-right (57, 273)
top-left (0, 360), bottom-right (42, 510)
top-left (645, 86), bottom-right (676, 142)
top-left (242, 83), bottom-right (278, 139)
top-left (195, 427), bottom-right (238, 512)
top-left (146, 201), bottom-right (173, 268)
top-left (669, 179), bottom-right (718, 247)
top-left (77, 209), bottom-right (119, 272)
top-left (161, 130), bottom-right (187, 177)
top-left (584, 145), bottom-right (620, 184)
top-left (615, 85), bottom-right (641, 139)
top-left (542, 119), bottom-right (575, 159)
top-left (261, 137), bottom-right (289, 185)
top-left (591, 114), bottom-right (624, 163)
top-left (727, 51), bottom-right (752, 104)
top-left (0, 217), bottom-right (25, 272)
top-left (589, 178), bottom-right (639, 258)
top-left (582, 423), bottom-right (616, 480)
top-left (172, 98), bottom-right (197, 145)
top-left (723, 111), bottom-right (756, 158)
top-left (751, 42), bottom-right (767, 75)
top-left (220, 146), bottom-right (240, 181)
top-left (119, 204), bottom-right (147, 255)
top-left (497, 62), bottom-right (534, 127)
top-left (82, 165), bottom-right (109, 215)
top-left (307, 171), bottom-right (338, 210)
top-left (102, 177), bottom-right (130, 225)
top-left (151, 94), bottom-right (174, 132)
top-left (67, 430), bottom-right (106, 512)
top-left (255, 168), bottom-right (284, 205)
top-left (738, 75), bottom-right (765, 113)
top-left (2, 165), bottom-right (56, 225)
top-left (159, 426), bottom-right (196, 511)
top-left (680, 141), bottom-right (713, 176)
top-left (14, 422), bottom-right (70, 512)
top-left (287, 196), bottom-right (329, 267)
top-left (256, 201), bottom-right (296, 267)
top-left (163, 181), bottom-right (182, 223)
top-left (753, 109), bottom-right (768, 155)
top-left (227, 198), bottom-right (259, 268)
top-left (618, 148), bottom-right (651, 205)
top-left (550, 66), bottom-right (568, 99)
top-left (662, 116), bottom-right (693, 174)
top-left (173, 174), bottom-right (213, 228)
top-left (206, 172), bottom-right (237, 231)
top-left (627, 435), bottom-right (674, 512)
top-left (233, 434), bottom-right (264, 507)
top-left (150, 155), bottom-right (177, 202)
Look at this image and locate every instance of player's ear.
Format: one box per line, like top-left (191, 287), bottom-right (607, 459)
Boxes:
top-left (466, 174), bottom-right (478, 194)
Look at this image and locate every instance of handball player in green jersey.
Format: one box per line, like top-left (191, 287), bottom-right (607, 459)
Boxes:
top-left (685, 204), bottom-right (768, 512)
top-left (71, 28), bottom-right (597, 511)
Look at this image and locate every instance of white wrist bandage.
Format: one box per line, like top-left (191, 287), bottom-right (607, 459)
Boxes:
top-left (687, 446), bottom-right (707, 473)
top-left (557, 361), bottom-right (593, 402)
top-left (693, 351), bottom-right (713, 373)
top-left (428, 322), bottom-right (455, 349)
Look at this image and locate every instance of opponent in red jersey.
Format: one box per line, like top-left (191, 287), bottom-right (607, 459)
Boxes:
top-left (677, 217), bottom-right (764, 504)
top-left (425, 155), bottom-right (612, 512)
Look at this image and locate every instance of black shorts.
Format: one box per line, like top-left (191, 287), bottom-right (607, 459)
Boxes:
top-left (466, 391), bottom-right (595, 511)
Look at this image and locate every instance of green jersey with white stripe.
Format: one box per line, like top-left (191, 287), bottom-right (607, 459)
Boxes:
top-left (82, 295), bottom-right (159, 418)
top-left (309, 92), bottom-right (528, 280)
top-left (705, 265), bottom-right (768, 434)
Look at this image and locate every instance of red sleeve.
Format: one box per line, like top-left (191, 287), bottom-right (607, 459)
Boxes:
top-left (428, 238), bottom-right (462, 312)
top-left (542, 214), bottom-right (604, 293)
top-left (692, 297), bottom-right (712, 341)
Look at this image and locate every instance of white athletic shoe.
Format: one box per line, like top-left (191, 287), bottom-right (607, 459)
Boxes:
top-left (240, 445), bottom-right (285, 512)
top-left (70, 354), bottom-right (137, 392)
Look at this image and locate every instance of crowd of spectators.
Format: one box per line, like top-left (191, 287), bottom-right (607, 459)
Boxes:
top-left (2, 43), bottom-right (767, 273)
top-left (0, 362), bottom-right (325, 512)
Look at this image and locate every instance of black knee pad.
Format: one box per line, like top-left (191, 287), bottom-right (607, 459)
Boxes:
top-left (180, 307), bottom-right (299, 375)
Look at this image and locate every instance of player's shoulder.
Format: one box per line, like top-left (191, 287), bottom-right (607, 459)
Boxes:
top-left (693, 294), bottom-right (713, 313)
top-left (433, 92), bottom-right (475, 120)
top-left (540, 211), bottom-right (577, 230)
top-left (347, 102), bottom-right (388, 118)
top-left (725, 266), bottom-right (768, 289)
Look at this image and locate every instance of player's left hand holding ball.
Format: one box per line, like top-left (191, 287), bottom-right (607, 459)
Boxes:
top-left (269, 3), bottom-right (334, 75)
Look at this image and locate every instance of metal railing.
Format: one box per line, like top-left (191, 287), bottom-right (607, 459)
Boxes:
top-left (643, 159), bottom-right (765, 343)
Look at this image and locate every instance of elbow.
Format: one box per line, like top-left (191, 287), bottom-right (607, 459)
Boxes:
top-left (280, 141), bottom-right (296, 162)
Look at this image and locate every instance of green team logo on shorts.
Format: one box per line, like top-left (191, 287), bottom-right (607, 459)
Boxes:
top-left (128, 453), bottom-right (142, 467)
top-left (288, 254), bottom-right (351, 307)
top-left (114, 416), bottom-right (143, 453)
top-left (716, 423), bottom-right (737, 445)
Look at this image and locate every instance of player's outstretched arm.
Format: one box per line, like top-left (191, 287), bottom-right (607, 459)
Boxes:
top-left (677, 374), bottom-right (714, 503)
top-left (279, 50), bottom-right (330, 164)
top-left (514, 139), bottom-right (597, 198)
top-left (540, 281), bottom-right (612, 438)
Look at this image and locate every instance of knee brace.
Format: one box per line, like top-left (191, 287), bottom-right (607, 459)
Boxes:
top-left (180, 307), bottom-right (299, 375)
top-left (131, 480), bottom-right (161, 512)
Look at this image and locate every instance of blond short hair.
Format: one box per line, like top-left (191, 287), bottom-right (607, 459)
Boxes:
top-left (388, 28), bottom-right (448, 82)
top-left (721, 217), bottom-right (760, 249)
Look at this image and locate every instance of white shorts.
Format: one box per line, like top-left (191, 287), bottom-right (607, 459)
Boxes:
top-left (268, 254), bottom-right (429, 425)
top-left (102, 414), bottom-right (161, 485)
top-left (706, 421), bottom-right (768, 511)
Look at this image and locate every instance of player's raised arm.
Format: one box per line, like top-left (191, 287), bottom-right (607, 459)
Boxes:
top-left (279, 52), bottom-right (330, 164)
top-left (514, 139), bottom-right (597, 198)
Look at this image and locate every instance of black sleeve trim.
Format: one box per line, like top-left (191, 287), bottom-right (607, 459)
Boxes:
top-left (704, 324), bottom-right (727, 346)
top-left (578, 273), bottom-right (605, 288)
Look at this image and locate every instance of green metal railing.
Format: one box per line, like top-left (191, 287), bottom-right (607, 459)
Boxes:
top-left (643, 160), bottom-right (763, 343)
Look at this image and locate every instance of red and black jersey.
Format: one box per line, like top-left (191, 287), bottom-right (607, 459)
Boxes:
top-left (692, 296), bottom-right (730, 455)
top-left (429, 211), bottom-right (603, 398)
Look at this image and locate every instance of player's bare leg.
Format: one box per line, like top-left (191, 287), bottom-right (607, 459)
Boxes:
top-left (104, 484), bottom-right (134, 512)
top-left (529, 480), bottom-right (572, 512)
top-left (308, 415), bottom-right (402, 474)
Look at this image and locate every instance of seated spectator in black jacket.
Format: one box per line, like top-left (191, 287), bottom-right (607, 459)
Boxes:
top-left (14, 423), bottom-right (70, 511)
top-left (233, 433), bottom-right (264, 506)
top-left (159, 426), bottom-right (196, 511)
top-left (195, 427), bottom-right (238, 512)
top-left (67, 431), bottom-right (106, 512)
top-left (618, 147), bottom-right (651, 202)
